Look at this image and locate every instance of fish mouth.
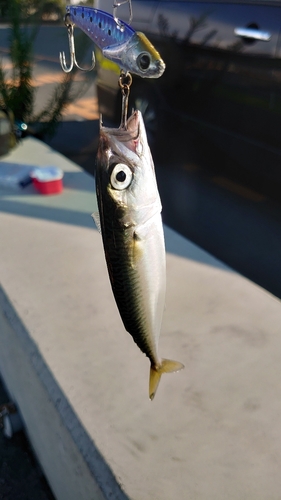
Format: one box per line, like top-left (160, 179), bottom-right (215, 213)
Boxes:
top-left (140, 59), bottom-right (165, 79)
top-left (100, 110), bottom-right (150, 158)
top-left (115, 111), bottom-right (142, 154)
top-left (156, 59), bottom-right (165, 78)
top-left (126, 110), bottom-right (140, 138)
top-left (102, 110), bottom-right (140, 143)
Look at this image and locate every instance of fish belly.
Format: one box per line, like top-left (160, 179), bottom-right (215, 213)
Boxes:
top-left (105, 212), bottom-right (166, 365)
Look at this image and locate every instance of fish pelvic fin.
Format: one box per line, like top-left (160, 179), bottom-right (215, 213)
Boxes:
top-left (149, 359), bottom-right (184, 401)
top-left (91, 211), bottom-right (101, 233)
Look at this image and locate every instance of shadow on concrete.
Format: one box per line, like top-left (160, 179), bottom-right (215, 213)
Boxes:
top-left (0, 191), bottom-right (229, 271)
top-left (164, 225), bottom-right (230, 272)
top-left (0, 198), bottom-right (94, 228)
top-left (45, 120), bottom-right (99, 172)
top-left (0, 373), bottom-right (55, 500)
top-left (63, 171), bottom-right (95, 192)
top-left (157, 160), bottom-right (281, 299)
top-left (5, 117), bottom-right (281, 295)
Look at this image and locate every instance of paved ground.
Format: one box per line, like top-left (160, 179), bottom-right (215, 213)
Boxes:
top-left (0, 377), bottom-right (55, 500)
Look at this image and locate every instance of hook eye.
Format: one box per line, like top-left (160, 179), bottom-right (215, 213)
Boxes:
top-left (113, 0), bottom-right (133, 27)
top-left (64, 13), bottom-right (72, 28)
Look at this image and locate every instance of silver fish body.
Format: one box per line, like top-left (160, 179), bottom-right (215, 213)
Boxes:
top-left (94, 111), bottom-right (184, 399)
top-left (65, 5), bottom-right (165, 78)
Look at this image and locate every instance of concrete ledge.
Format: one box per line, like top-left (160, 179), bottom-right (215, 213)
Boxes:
top-left (1, 138), bottom-right (281, 500)
top-left (0, 285), bottom-right (127, 500)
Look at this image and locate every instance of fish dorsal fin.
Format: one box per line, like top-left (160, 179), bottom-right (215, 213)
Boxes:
top-left (91, 211), bottom-right (101, 233)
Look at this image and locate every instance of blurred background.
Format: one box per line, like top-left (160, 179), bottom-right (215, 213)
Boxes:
top-left (0, 2), bottom-right (96, 498)
top-left (1, 0), bottom-right (281, 497)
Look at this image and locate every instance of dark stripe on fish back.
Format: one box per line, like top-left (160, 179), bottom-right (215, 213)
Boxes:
top-left (102, 216), bottom-right (155, 361)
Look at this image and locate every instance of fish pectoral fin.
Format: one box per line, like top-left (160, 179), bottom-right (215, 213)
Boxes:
top-left (149, 359), bottom-right (184, 401)
top-left (91, 211), bottom-right (101, 233)
top-left (133, 231), bottom-right (142, 242)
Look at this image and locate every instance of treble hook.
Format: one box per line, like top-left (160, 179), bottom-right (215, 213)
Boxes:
top-left (113, 0), bottom-right (133, 29)
top-left (59, 19), bottom-right (95, 73)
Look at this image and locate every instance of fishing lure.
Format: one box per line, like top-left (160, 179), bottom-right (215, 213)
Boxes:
top-left (60, 5), bottom-right (165, 78)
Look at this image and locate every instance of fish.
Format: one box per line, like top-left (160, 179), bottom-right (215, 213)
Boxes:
top-left (64, 5), bottom-right (165, 78)
top-left (93, 110), bottom-right (184, 400)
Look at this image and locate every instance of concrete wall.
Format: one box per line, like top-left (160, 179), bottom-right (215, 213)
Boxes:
top-left (0, 285), bottom-right (128, 500)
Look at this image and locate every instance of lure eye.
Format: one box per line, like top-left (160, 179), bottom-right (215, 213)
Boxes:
top-left (137, 53), bottom-right (151, 71)
top-left (110, 164), bottom-right (133, 190)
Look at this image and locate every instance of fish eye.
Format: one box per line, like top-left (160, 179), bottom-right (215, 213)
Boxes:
top-left (110, 163), bottom-right (133, 190)
top-left (137, 53), bottom-right (151, 71)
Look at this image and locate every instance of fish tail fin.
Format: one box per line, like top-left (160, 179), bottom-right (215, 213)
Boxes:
top-left (149, 359), bottom-right (184, 401)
